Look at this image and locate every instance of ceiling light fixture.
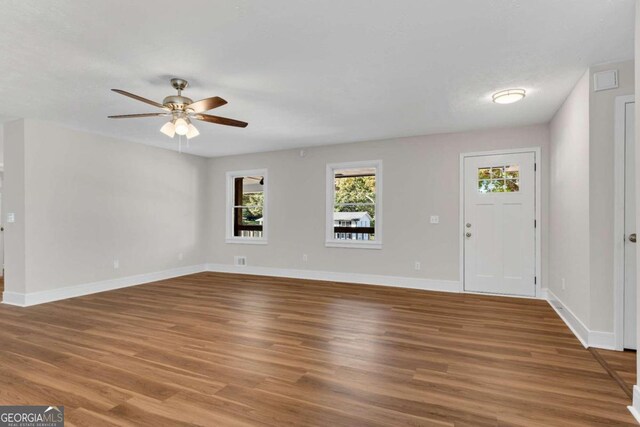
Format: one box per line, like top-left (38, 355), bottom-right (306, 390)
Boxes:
top-left (174, 117), bottom-right (190, 136)
top-left (492, 88), bottom-right (526, 104)
top-left (160, 121), bottom-right (176, 138)
top-left (186, 123), bottom-right (200, 139)
top-left (108, 78), bottom-right (249, 144)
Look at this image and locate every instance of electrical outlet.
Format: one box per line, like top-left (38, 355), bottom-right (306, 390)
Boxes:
top-left (430, 215), bottom-right (439, 224)
top-left (6, 213), bottom-right (15, 223)
top-left (302, 254), bottom-right (308, 262)
top-left (414, 261), bottom-right (421, 271)
top-left (178, 252), bottom-right (184, 261)
top-left (561, 278), bottom-right (566, 290)
top-left (234, 256), bottom-right (247, 267)
top-left (113, 259), bottom-right (120, 269)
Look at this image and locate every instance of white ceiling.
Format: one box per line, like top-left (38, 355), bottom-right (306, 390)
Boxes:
top-left (0, 0), bottom-right (634, 157)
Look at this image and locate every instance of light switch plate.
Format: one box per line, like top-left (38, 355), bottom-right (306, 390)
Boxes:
top-left (6, 213), bottom-right (15, 223)
top-left (430, 215), bottom-right (439, 224)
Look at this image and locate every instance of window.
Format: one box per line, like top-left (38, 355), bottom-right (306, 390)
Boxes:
top-left (478, 165), bottom-right (519, 193)
top-left (326, 161), bottom-right (382, 249)
top-left (226, 170), bottom-right (267, 244)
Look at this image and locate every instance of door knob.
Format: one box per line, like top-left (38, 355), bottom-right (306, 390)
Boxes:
top-left (630, 233), bottom-right (637, 243)
top-left (466, 223), bottom-right (472, 228)
top-left (466, 232), bottom-right (472, 238)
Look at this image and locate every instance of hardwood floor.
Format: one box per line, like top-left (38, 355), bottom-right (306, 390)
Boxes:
top-left (592, 348), bottom-right (637, 398)
top-left (0, 272), bottom-right (635, 426)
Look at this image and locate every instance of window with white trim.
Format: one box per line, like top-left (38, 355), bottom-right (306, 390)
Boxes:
top-left (326, 161), bottom-right (382, 249)
top-left (226, 170), bottom-right (267, 244)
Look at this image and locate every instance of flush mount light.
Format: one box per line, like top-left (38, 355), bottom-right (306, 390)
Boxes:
top-left (492, 89), bottom-right (526, 104)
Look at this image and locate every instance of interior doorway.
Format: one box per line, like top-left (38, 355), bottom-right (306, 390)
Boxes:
top-left (614, 94), bottom-right (637, 350)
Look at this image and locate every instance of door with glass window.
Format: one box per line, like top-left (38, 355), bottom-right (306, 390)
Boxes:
top-left (464, 152), bottom-right (536, 296)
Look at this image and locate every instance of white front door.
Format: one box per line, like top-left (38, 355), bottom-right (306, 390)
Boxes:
top-left (623, 100), bottom-right (636, 350)
top-left (464, 152), bottom-right (536, 296)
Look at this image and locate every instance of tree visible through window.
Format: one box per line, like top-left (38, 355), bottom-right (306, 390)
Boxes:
top-left (232, 175), bottom-right (264, 238)
top-left (333, 167), bottom-right (377, 241)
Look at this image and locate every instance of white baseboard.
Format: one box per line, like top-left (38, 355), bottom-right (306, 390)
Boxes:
top-left (205, 263), bottom-right (462, 293)
top-left (588, 330), bottom-right (616, 350)
top-left (2, 264), bottom-right (207, 307)
top-left (547, 289), bottom-right (589, 348)
top-left (546, 289), bottom-right (617, 350)
top-left (629, 385), bottom-right (640, 424)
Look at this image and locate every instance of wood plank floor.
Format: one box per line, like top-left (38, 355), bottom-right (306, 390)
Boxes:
top-left (593, 348), bottom-right (637, 398)
top-left (0, 272), bottom-right (635, 426)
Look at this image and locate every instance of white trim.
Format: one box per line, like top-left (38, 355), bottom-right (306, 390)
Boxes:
top-left (459, 147), bottom-right (543, 297)
top-left (325, 160), bottom-right (382, 249)
top-left (545, 289), bottom-right (616, 349)
top-left (225, 238), bottom-right (268, 245)
top-left (2, 264), bottom-right (207, 307)
top-left (207, 263), bottom-right (461, 293)
top-left (225, 169), bottom-right (268, 245)
top-left (614, 94), bottom-right (635, 350)
top-left (324, 241), bottom-right (382, 249)
top-left (629, 386), bottom-right (640, 424)
top-left (588, 331), bottom-right (616, 350)
top-left (464, 290), bottom-right (545, 301)
top-left (538, 287), bottom-right (549, 300)
top-left (547, 289), bottom-right (589, 348)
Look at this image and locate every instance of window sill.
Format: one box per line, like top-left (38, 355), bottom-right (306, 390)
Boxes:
top-left (325, 241), bottom-right (382, 250)
top-left (225, 238), bottom-right (268, 245)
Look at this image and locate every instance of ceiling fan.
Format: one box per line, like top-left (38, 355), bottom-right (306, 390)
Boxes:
top-left (108, 78), bottom-right (248, 140)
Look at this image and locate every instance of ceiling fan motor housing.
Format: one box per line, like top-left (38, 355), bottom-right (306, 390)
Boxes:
top-left (163, 95), bottom-right (193, 111)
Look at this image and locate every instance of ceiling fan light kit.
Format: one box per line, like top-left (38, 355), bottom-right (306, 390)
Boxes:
top-left (109, 78), bottom-right (248, 146)
top-left (160, 121), bottom-right (176, 138)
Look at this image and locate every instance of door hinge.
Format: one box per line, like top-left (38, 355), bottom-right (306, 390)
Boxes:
top-left (534, 276), bottom-right (537, 285)
top-left (534, 163), bottom-right (537, 171)
top-left (534, 219), bottom-right (537, 228)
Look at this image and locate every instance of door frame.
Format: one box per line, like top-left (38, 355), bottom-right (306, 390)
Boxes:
top-left (459, 147), bottom-right (542, 298)
top-left (613, 94), bottom-right (635, 350)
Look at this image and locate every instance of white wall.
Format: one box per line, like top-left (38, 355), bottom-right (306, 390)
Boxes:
top-left (589, 60), bottom-right (635, 332)
top-left (633, 0), bottom-right (640, 415)
top-left (0, 123), bottom-right (4, 167)
top-left (549, 71), bottom-right (591, 325)
top-left (549, 60), bottom-right (635, 340)
top-left (4, 121), bottom-right (26, 294)
top-left (3, 119), bottom-right (208, 295)
top-left (207, 124), bottom-right (550, 286)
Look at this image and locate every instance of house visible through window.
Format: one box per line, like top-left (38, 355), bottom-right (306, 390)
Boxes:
top-left (226, 170), bottom-right (267, 243)
top-left (326, 161), bottom-right (382, 248)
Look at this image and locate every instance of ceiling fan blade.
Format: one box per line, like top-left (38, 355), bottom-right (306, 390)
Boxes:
top-left (193, 114), bottom-right (248, 128)
top-left (111, 89), bottom-right (170, 111)
top-left (108, 113), bottom-right (170, 119)
top-left (186, 96), bottom-right (227, 113)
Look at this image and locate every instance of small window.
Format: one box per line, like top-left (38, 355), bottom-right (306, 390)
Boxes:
top-left (326, 161), bottom-right (382, 249)
top-left (478, 165), bottom-right (519, 193)
top-left (226, 170), bottom-right (267, 244)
